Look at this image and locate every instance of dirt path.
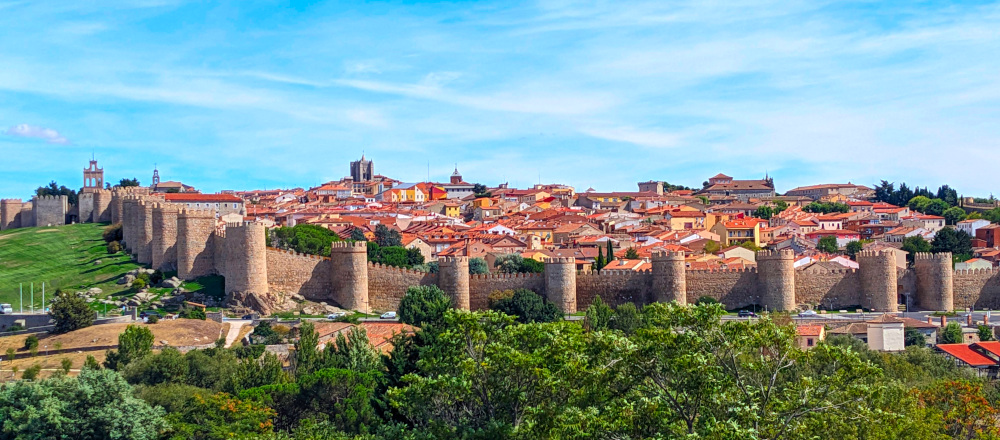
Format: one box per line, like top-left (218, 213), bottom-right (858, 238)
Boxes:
top-left (223, 320), bottom-right (250, 347)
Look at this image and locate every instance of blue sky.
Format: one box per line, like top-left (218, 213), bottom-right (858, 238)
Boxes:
top-left (1, 0), bottom-right (999, 197)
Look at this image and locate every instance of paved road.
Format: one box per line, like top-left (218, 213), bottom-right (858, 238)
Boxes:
top-left (223, 320), bottom-right (250, 347)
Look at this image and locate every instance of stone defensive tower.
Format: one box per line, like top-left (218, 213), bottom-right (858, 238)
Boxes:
top-left (1, 199), bottom-right (23, 230)
top-left (78, 192), bottom-right (95, 225)
top-left (223, 223), bottom-right (269, 303)
top-left (438, 257), bottom-right (471, 310)
top-left (331, 241), bottom-right (370, 312)
top-left (93, 189), bottom-right (112, 223)
top-left (151, 203), bottom-right (179, 272)
top-left (652, 251), bottom-right (687, 305)
top-left (756, 249), bottom-right (795, 311)
top-left (135, 199), bottom-right (154, 264)
top-left (111, 190), bottom-right (125, 224)
top-left (545, 257), bottom-right (577, 313)
top-left (858, 250), bottom-right (898, 312)
top-left (177, 208), bottom-right (217, 280)
top-left (915, 252), bottom-right (954, 311)
top-left (32, 195), bottom-right (67, 227)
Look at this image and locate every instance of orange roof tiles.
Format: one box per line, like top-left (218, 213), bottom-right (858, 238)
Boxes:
top-left (937, 344), bottom-right (998, 367)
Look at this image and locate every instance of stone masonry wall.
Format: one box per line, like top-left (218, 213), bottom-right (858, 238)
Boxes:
top-left (78, 192), bottom-right (94, 224)
top-left (32, 195), bottom-right (66, 227)
top-left (954, 269), bottom-right (1000, 309)
top-left (368, 264), bottom-right (437, 312)
top-left (795, 267), bottom-right (862, 309)
top-left (0, 199), bottom-right (22, 230)
top-left (266, 248), bottom-right (331, 299)
top-left (686, 269), bottom-right (759, 309)
top-left (469, 273), bottom-right (545, 310)
top-left (577, 270), bottom-right (652, 308)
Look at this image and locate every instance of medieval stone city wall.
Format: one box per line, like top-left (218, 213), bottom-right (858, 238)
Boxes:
top-left (367, 264), bottom-right (438, 312)
top-left (32, 195), bottom-right (67, 227)
top-left (265, 249), bottom-right (332, 299)
top-left (686, 268), bottom-right (759, 309)
top-left (0, 199), bottom-right (23, 230)
top-left (794, 267), bottom-right (862, 309)
top-left (469, 273), bottom-right (545, 310)
top-left (953, 268), bottom-right (1000, 309)
top-left (78, 192), bottom-right (94, 225)
top-left (576, 270), bottom-right (652, 309)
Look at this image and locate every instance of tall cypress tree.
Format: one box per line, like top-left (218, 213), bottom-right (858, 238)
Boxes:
top-left (607, 241), bottom-right (615, 264)
top-left (595, 247), bottom-right (605, 271)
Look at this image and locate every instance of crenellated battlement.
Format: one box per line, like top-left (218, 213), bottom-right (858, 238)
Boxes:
top-left (470, 272), bottom-right (544, 280)
top-left (331, 241), bottom-right (368, 251)
top-left (0, 198), bottom-right (23, 204)
top-left (438, 256), bottom-right (469, 264)
top-left (757, 249), bottom-right (794, 260)
top-left (915, 252), bottom-right (952, 262)
top-left (651, 250), bottom-right (685, 260)
top-left (178, 208), bottom-right (216, 218)
top-left (267, 247), bottom-right (330, 261)
top-left (546, 257), bottom-right (575, 264)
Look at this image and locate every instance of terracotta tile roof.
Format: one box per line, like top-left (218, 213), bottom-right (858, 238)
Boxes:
top-left (797, 325), bottom-right (824, 337)
top-left (937, 344), bottom-right (998, 367)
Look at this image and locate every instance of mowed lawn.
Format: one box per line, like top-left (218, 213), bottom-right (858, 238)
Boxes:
top-left (0, 223), bottom-right (141, 307)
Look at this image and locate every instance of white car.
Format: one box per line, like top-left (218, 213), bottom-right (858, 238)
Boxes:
top-left (0, 304), bottom-right (12, 314)
top-left (798, 310), bottom-right (818, 317)
top-left (326, 312), bottom-right (346, 320)
top-left (380, 311), bottom-right (397, 320)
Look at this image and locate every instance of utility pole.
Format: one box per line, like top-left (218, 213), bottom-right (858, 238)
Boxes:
top-left (30, 283), bottom-right (33, 314)
top-left (19, 284), bottom-right (22, 313)
top-left (41, 283), bottom-right (44, 314)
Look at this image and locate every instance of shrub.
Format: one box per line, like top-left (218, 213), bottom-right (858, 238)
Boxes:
top-left (104, 325), bottom-right (155, 371)
top-left (24, 335), bottom-right (39, 351)
top-left (488, 289), bottom-right (516, 307)
top-left (107, 241), bottom-right (122, 254)
top-left (584, 296), bottom-right (614, 331)
top-left (131, 278), bottom-right (147, 291)
top-left (102, 223), bottom-right (123, 243)
top-left (49, 290), bottom-right (95, 334)
top-left (147, 315), bottom-right (159, 324)
top-left (179, 307), bottom-right (206, 320)
top-left (21, 364), bottom-right (42, 380)
top-left (695, 296), bottom-right (719, 305)
top-left (6, 324), bottom-right (23, 332)
top-left (491, 289), bottom-right (562, 324)
top-left (609, 302), bottom-right (642, 335)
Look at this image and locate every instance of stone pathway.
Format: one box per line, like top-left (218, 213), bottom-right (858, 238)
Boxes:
top-left (224, 320), bottom-right (250, 348)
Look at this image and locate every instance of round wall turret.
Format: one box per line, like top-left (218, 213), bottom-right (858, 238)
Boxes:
top-left (93, 189), bottom-right (112, 223)
top-left (438, 256), bottom-right (471, 310)
top-left (652, 251), bottom-right (687, 305)
top-left (177, 208), bottom-right (217, 279)
top-left (858, 250), bottom-right (898, 312)
top-left (545, 257), bottom-right (577, 314)
top-left (151, 203), bottom-right (179, 272)
top-left (135, 199), bottom-right (154, 264)
top-left (111, 191), bottom-right (124, 225)
top-left (756, 249), bottom-right (796, 311)
top-left (224, 223), bottom-right (269, 297)
top-left (914, 252), bottom-right (954, 311)
top-left (1, 199), bottom-right (23, 230)
top-left (330, 241), bottom-right (370, 312)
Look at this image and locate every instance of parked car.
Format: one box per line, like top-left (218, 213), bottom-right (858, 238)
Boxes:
top-left (0, 304), bottom-right (13, 314)
top-left (326, 312), bottom-right (346, 320)
top-left (737, 310), bottom-right (756, 318)
top-left (241, 314), bottom-right (257, 320)
top-left (380, 311), bottom-right (397, 320)
top-left (139, 310), bottom-right (162, 319)
top-left (798, 310), bottom-right (818, 317)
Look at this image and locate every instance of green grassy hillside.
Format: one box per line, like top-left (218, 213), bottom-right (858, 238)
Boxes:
top-left (0, 223), bottom-right (141, 308)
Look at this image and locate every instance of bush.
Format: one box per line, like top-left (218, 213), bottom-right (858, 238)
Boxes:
top-left (104, 325), bottom-right (155, 371)
top-left (609, 302), bottom-right (642, 335)
top-left (584, 296), bottom-right (614, 331)
top-left (398, 285), bottom-right (452, 327)
top-left (102, 223), bottom-right (123, 243)
top-left (179, 307), bottom-right (206, 320)
top-left (21, 364), bottom-right (42, 380)
top-left (490, 289), bottom-right (562, 324)
top-left (6, 324), bottom-right (24, 332)
top-left (131, 278), bottom-right (147, 291)
top-left (469, 257), bottom-right (489, 274)
top-left (107, 241), bottom-right (122, 254)
top-left (695, 296), bottom-right (719, 305)
top-left (147, 315), bottom-right (159, 324)
top-left (24, 335), bottom-right (39, 351)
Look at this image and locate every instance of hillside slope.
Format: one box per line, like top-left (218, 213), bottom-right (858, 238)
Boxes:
top-left (0, 223), bottom-right (141, 307)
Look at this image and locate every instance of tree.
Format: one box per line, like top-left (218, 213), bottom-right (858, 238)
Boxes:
top-left (624, 247), bottom-right (640, 259)
top-left (901, 236), bottom-right (932, 263)
top-left (398, 285), bottom-right (452, 327)
top-left (584, 296), bottom-right (614, 331)
top-left (123, 347), bottom-right (189, 386)
top-left (293, 322), bottom-right (320, 377)
top-left (490, 289), bottom-right (562, 323)
top-left (594, 246), bottom-right (606, 271)
top-left (468, 257), bottom-right (489, 274)
top-left (908, 195), bottom-right (933, 213)
top-left (21, 363), bottom-right (41, 380)
top-left (374, 224), bottom-right (402, 247)
top-left (931, 228), bottom-right (973, 260)
top-left (104, 324), bottom-right (154, 370)
top-left (349, 228), bottom-right (367, 241)
top-left (904, 326), bottom-right (927, 346)
top-left (738, 240), bottom-right (760, 252)
top-left (163, 392), bottom-right (276, 439)
top-left (939, 322), bottom-right (963, 344)
top-left (270, 224), bottom-right (341, 256)
top-left (816, 236), bottom-right (839, 253)
top-left (83, 355), bottom-right (100, 370)
top-left (0, 368), bottom-right (166, 439)
top-left (473, 183), bottom-right (490, 198)
top-left (943, 206), bottom-right (967, 225)
top-left (609, 302), bottom-right (642, 334)
top-left (118, 178), bottom-right (140, 187)
top-left (24, 335), bottom-right (39, 351)
top-left (979, 325), bottom-right (994, 342)
top-left (35, 180), bottom-right (78, 205)
top-left (49, 290), bottom-right (95, 334)
top-left (704, 240), bottom-right (721, 254)
top-left (60, 358), bottom-right (73, 374)
top-left (102, 223), bottom-right (123, 242)
top-left (607, 240), bottom-right (615, 265)
top-left (754, 205), bottom-right (773, 220)
top-left (495, 254), bottom-right (544, 274)
top-left (916, 380), bottom-right (1000, 439)
top-left (845, 240), bottom-right (865, 258)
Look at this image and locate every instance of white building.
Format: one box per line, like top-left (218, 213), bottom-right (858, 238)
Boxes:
top-left (958, 219), bottom-right (991, 238)
top-left (867, 315), bottom-right (905, 352)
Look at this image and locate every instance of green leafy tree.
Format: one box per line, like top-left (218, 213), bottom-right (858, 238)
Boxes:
top-left (624, 247), bottom-right (640, 259)
top-left (118, 178), bottom-right (140, 187)
top-left (123, 347), bottom-right (190, 385)
top-left (398, 285), bottom-right (452, 327)
top-left (374, 224), bottom-right (402, 247)
top-left (49, 290), bottom-right (95, 334)
top-left (24, 335), bottom-right (39, 351)
top-left (83, 355), bottom-right (100, 370)
top-left (270, 224), bottom-right (342, 256)
top-left (163, 392), bottom-right (276, 439)
top-left (495, 254), bottom-right (543, 274)
top-left (468, 257), bottom-right (489, 274)
top-left (845, 240), bottom-right (865, 258)
top-left (349, 228), bottom-right (367, 242)
top-left (609, 302), bottom-right (642, 335)
top-left (939, 322), bottom-right (963, 344)
top-left (293, 322), bottom-right (321, 377)
top-left (816, 235), bottom-right (839, 253)
top-left (584, 296), bottom-right (614, 331)
top-left (931, 228), bottom-right (973, 260)
top-left (902, 235), bottom-right (932, 263)
top-left (908, 195), bottom-right (933, 213)
top-left (704, 240), bottom-right (721, 254)
top-left (104, 324), bottom-right (155, 371)
top-left (21, 364), bottom-right (42, 380)
top-left (35, 180), bottom-right (78, 205)
top-left (754, 205), bottom-right (773, 220)
top-left (0, 368), bottom-right (166, 439)
top-left (979, 325), bottom-right (994, 342)
top-left (943, 206), bottom-right (968, 225)
top-left (594, 246), bottom-right (606, 271)
top-left (490, 289), bottom-right (562, 323)
top-left (904, 326), bottom-right (927, 346)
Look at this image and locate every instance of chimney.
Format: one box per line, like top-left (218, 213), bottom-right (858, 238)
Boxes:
top-left (941, 316), bottom-right (947, 327)
top-left (927, 317), bottom-right (933, 325)
top-left (968, 314), bottom-right (974, 326)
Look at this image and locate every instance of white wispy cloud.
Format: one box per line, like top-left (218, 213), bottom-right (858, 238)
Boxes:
top-left (3, 124), bottom-right (69, 144)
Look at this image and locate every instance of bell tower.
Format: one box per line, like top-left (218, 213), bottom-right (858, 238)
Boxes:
top-left (83, 158), bottom-right (104, 190)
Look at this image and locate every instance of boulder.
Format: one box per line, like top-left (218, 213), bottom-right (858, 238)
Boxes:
top-left (117, 274), bottom-right (136, 285)
top-left (93, 260), bottom-right (102, 266)
top-left (160, 277), bottom-right (182, 288)
top-left (290, 293), bottom-right (305, 302)
top-left (87, 287), bottom-right (103, 295)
